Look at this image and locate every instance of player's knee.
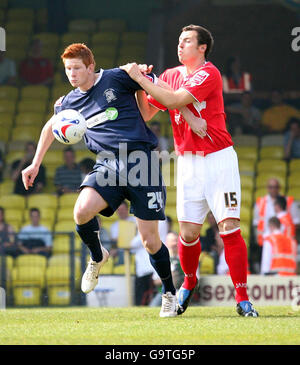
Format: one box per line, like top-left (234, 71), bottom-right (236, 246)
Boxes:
top-left (218, 218), bottom-right (240, 233)
top-left (179, 223), bottom-right (200, 243)
top-left (73, 205), bottom-right (90, 225)
top-left (140, 234), bottom-right (160, 254)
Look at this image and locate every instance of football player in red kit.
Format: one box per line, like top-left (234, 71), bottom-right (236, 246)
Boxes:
top-left (120, 24), bottom-right (258, 317)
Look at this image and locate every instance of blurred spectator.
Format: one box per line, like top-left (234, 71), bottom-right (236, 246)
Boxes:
top-left (54, 147), bottom-right (82, 196)
top-left (216, 246), bottom-right (229, 275)
top-left (0, 50), bottom-right (17, 85)
top-left (18, 208), bottom-right (52, 257)
top-left (79, 157), bottom-right (95, 182)
top-left (225, 92), bottom-right (261, 135)
top-left (109, 201), bottom-right (136, 263)
top-left (19, 39), bottom-right (54, 85)
top-left (260, 217), bottom-right (297, 276)
top-left (11, 141), bottom-right (46, 196)
top-left (253, 178), bottom-right (300, 247)
top-left (149, 231), bottom-right (184, 307)
top-left (149, 121), bottom-right (170, 151)
top-left (284, 117), bottom-right (300, 160)
top-left (131, 220), bottom-right (168, 306)
top-left (274, 195), bottom-right (296, 240)
top-left (0, 207), bottom-right (18, 258)
top-left (95, 216), bottom-right (112, 252)
top-left (201, 212), bottom-right (224, 271)
top-left (222, 56), bottom-right (252, 95)
top-left (166, 215), bottom-right (173, 233)
top-left (261, 90), bottom-right (300, 133)
top-left (110, 201), bottom-right (136, 244)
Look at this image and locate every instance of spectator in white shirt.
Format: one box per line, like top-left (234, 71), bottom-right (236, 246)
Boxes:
top-left (18, 208), bottom-right (52, 257)
top-left (131, 220), bottom-right (168, 306)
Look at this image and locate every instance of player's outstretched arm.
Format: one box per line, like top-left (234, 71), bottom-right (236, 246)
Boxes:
top-left (135, 72), bottom-right (175, 121)
top-left (120, 63), bottom-right (194, 109)
top-left (21, 116), bottom-right (55, 190)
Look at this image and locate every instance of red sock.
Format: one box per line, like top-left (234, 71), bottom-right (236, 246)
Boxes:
top-left (178, 234), bottom-right (201, 290)
top-left (220, 228), bottom-right (249, 303)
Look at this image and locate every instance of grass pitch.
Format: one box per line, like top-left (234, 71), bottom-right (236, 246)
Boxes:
top-left (0, 306), bottom-right (299, 345)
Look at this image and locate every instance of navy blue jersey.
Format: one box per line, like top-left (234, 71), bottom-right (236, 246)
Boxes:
top-left (54, 68), bottom-right (158, 154)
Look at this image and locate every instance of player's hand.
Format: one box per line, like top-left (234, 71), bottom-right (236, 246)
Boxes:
top-left (119, 63), bottom-right (143, 83)
top-left (21, 164), bottom-right (39, 190)
top-left (138, 64), bottom-right (153, 75)
top-left (189, 117), bottom-right (207, 138)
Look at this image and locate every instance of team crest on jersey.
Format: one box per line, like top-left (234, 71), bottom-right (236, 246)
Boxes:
top-left (190, 70), bottom-right (209, 87)
top-left (103, 88), bottom-right (117, 103)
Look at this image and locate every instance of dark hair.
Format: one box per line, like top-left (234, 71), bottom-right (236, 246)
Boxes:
top-left (288, 117), bottom-right (300, 128)
top-left (64, 146), bottom-right (75, 153)
top-left (268, 216), bottom-right (281, 229)
top-left (275, 195), bottom-right (287, 211)
top-left (150, 121), bottom-right (161, 129)
top-left (119, 200), bottom-right (128, 208)
top-left (182, 24), bottom-right (214, 58)
top-left (30, 207), bottom-right (40, 215)
top-left (25, 141), bottom-right (36, 149)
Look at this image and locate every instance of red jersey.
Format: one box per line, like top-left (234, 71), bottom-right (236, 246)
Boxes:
top-left (148, 61), bottom-right (233, 156)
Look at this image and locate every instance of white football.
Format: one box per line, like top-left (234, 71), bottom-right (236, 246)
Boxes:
top-left (52, 109), bottom-right (87, 145)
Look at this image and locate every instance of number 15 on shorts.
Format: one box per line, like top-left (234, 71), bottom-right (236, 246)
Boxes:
top-left (224, 192), bottom-right (238, 208)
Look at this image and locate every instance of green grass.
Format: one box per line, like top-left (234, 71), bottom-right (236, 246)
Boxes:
top-left (0, 306), bottom-right (299, 345)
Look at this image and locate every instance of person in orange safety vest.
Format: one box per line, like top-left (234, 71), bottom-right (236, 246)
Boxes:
top-left (274, 195), bottom-right (296, 240)
top-left (260, 217), bottom-right (297, 276)
top-left (253, 178), bottom-right (300, 246)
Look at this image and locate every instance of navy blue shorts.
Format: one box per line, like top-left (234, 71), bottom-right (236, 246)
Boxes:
top-left (80, 149), bottom-right (166, 221)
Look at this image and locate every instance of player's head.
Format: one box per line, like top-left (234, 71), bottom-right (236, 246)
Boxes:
top-left (274, 195), bottom-right (287, 213)
top-left (268, 216), bottom-right (281, 232)
top-left (61, 43), bottom-right (96, 88)
top-left (178, 24), bottom-right (214, 64)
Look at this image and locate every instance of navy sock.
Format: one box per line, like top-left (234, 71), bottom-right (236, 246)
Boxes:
top-left (149, 243), bottom-right (176, 295)
top-left (76, 217), bottom-right (103, 262)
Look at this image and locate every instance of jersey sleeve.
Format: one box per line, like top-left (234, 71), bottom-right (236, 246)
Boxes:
top-left (116, 69), bottom-right (143, 91)
top-left (181, 68), bottom-right (218, 102)
top-left (53, 95), bottom-right (65, 114)
top-left (147, 71), bottom-right (168, 111)
top-left (117, 69), bottom-right (158, 92)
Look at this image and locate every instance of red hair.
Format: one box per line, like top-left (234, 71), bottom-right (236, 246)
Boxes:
top-left (61, 43), bottom-right (96, 68)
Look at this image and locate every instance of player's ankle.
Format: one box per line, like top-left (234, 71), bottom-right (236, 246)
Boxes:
top-left (183, 276), bottom-right (197, 290)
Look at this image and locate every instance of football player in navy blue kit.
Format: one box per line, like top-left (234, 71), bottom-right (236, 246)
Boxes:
top-left (21, 43), bottom-right (177, 317)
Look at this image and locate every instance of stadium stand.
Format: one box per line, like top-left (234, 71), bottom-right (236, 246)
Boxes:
top-left (0, 1), bottom-right (299, 309)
